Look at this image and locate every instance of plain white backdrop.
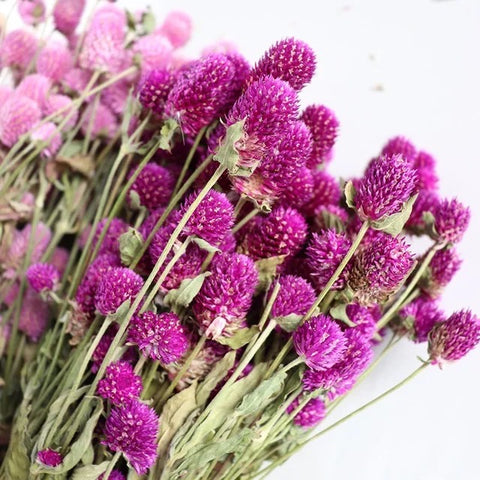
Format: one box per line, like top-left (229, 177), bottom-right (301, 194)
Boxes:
top-left (1, 0), bottom-right (480, 478)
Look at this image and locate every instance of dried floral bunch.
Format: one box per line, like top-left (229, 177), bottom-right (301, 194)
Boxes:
top-left (0, 1), bottom-right (477, 479)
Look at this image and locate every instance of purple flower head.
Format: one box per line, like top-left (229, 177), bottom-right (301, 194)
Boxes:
top-left (433, 198), bottom-right (470, 244)
top-left (81, 103), bottom-right (117, 139)
top-left (355, 154), bottom-right (418, 222)
top-left (26, 263), bottom-right (60, 293)
top-left (406, 190), bottom-right (440, 232)
top-left (0, 94), bottom-right (41, 147)
top-left (301, 105), bottom-right (339, 168)
top-left (103, 399), bottom-right (158, 475)
top-left (53, 0), bottom-right (86, 35)
top-left (224, 52), bottom-right (251, 95)
top-left (36, 41), bottom-right (72, 82)
top-left (381, 136), bottom-right (417, 165)
top-left (93, 217), bottom-right (129, 255)
top-left (37, 449), bottom-right (62, 467)
top-left (271, 275), bottom-right (316, 319)
top-left (306, 230), bottom-right (352, 292)
top-left (423, 247), bottom-right (462, 297)
top-left (193, 253), bottom-right (258, 337)
top-left (278, 166), bottom-right (314, 210)
top-left (100, 81), bottom-right (130, 116)
top-left (98, 471), bottom-right (125, 480)
top-left (429, 310), bottom-right (480, 364)
top-left (301, 170), bottom-right (341, 217)
top-left (128, 312), bottom-right (189, 364)
top-left (132, 33), bottom-right (173, 73)
top-left (248, 38), bottom-right (316, 91)
top-left (97, 361), bottom-right (143, 406)
top-left (138, 69), bottom-right (176, 115)
top-left (18, 0), bottom-right (46, 25)
top-left (348, 233), bottom-right (415, 305)
top-left (312, 204), bottom-right (350, 233)
top-left (414, 150), bottom-right (439, 191)
top-left (345, 303), bottom-right (378, 339)
top-left (293, 314), bottom-right (347, 371)
top-left (94, 267), bottom-right (143, 316)
top-left (43, 94), bottom-right (78, 129)
top-left (30, 122), bottom-right (62, 158)
top-left (286, 396), bottom-right (326, 428)
top-left (18, 287), bottom-right (49, 342)
top-left (16, 74), bottom-right (52, 109)
top-left (0, 29), bottom-right (37, 70)
top-left (158, 11), bottom-right (192, 48)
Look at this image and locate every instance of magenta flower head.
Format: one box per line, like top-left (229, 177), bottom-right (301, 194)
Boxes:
top-left (37, 449), bottom-right (62, 467)
top-left (306, 230), bottom-right (352, 292)
top-left (16, 74), bottom-right (52, 109)
top-left (414, 150), bottom-right (439, 191)
top-left (345, 303), bottom-right (378, 339)
top-left (128, 312), bottom-right (189, 364)
top-left (286, 396), bottom-right (326, 428)
top-left (433, 198), bottom-right (470, 245)
top-left (271, 275), bottom-right (316, 319)
top-left (406, 190), bottom-right (440, 232)
top-left (138, 69), bottom-right (176, 115)
top-left (293, 314), bottom-right (347, 371)
top-left (248, 38), bottom-right (316, 91)
top-left (99, 471), bottom-right (125, 480)
top-left (158, 11), bottom-right (192, 48)
top-left (429, 310), bottom-right (480, 364)
top-left (53, 0), bottom-right (86, 35)
top-left (19, 288), bottom-right (49, 342)
top-left (354, 154), bottom-right (418, 222)
top-left (94, 267), bottom-right (143, 316)
top-left (312, 204), bottom-right (350, 233)
top-left (36, 41), bottom-right (72, 82)
top-left (26, 263), bottom-right (60, 293)
top-left (128, 163), bottom-right (175, 211)
top-left (301, 104), bottom-right (339, 168)
top-left (103, 399), bottom-right (158, 475)
top-left (193, 253), bottom-right (258, 337)
top-left (279, 166), bottom-right (314, 210)
top-left (422, 247), bottom-right (462, 297)
top-left (97, 361), bottom-right (143, 406)
top-left (43, 94), bottom-right (78, 129)
top-left (302, 170), bottom-right (341, 217)
top-left (348, 233), bottom-right (415, 304)
top-left (381, 136), bottom-right (417, 165)
top-left (93, 217), bottom-right (129, 255)
top-left (18, 0), bottom-right (46, 25)
top-left (0, 29), bottom-right (37, 70)
top-left (0, 94), bottom-right (41, 147)
top-left (30, 122), bottom-right (62, 158)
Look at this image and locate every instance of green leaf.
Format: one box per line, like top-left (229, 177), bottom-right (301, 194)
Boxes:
top-left (371, 194), bottom-right (418, 236)
top-left (344, 180), bottom-right (356, 209)
top-left (128, 190), bottom-right (142, 210)
top-left (119, 227), bottom-right (144, 266)
top-left (142, 9), bottom-right (156, 33)
top-left (319, 208), bottom-right (347, 232)
top-left (159, 118), bottom-right (179, 152)
top-left (164, 272), bottom-right (210, 313)
top-left (107, 299), bottom-right (131, 323)
top-left (275, 313), bottom-right (302, 333)
top-left (58, 140), bottom-right (83, 158)
top-left (191, 237), bottom-right (221, 254)
top-left (423, 210), bottom-right (439, 239)
top-left (216, 326), bottom-right (260, 349)
top-left (329, 304), bottom-right (355, 327)
top-left (71, 462), bottom-right (109, 480)
top-left (254, 256), bottom-right (286, 291)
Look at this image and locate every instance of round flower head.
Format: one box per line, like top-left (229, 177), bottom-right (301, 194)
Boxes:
top-left (306, 230), bottom-right (352, 292)
top-left (312, 204), bottom-right (350, 233)
top-left (406, 190), bottom-right (440, 232)
top-left (53, 0), bottom-right (86, 35)
top-left (97, 361), bottom-right (143, 406)
top-left (128, 163), bottom-right (175, 211)
top-left (18, 0), bottom-right (46, 25)
top-left (158, 11), bottom-right (192, 48)
top-left (381, 136), bottom-right (417, 165)
top-left (99, 471), bottom-right (125, 480)
top-left (37, 449), bottom-right (62, 467)
top-left (301, 170), bottom-right (341, 217)
top-left (301, 104), bottom-right (339, 168)
top-left (278, 166), bottom-right (314, 210)
top-left (225, 52), bottom-right (251, 95)
top-left (138, 68), bottom-right (176, 115)
top-left (193, 253), bottom-right (258, 337)
top-left (100, 80), bottom-right (130, 116)
top-left (293, 314), bottom-right (347, 371)
top-left (26, 263), bottom-right (60, 293)
top-left (271, 275), bottom-right (316, 319)
top-left (94, 267), bottom-right (143, 316)
top-left (36, 41), bottom-right (72, 82)
top-left (286, 396), bottom-right (326, 428)
top-left (348, 233), bottom-right (415, 305)
top-left (0, 86), bottom-right (13, 105)
top-left (81, 103), bottom-right (117, 139)
top-left (345, 303), bottom-right (378, 339)
top-left (414, 150), bottom-right (439, 191)
top-left (429, 310), bottom-right (480, 364)
top-left (19, 287), bottom-right (49, 342)
top-left (16, 74), bottom-right (52, 109)
top-left (128, 312), bottom-right (189, 364)
top-left (44, 94), bottom-right (77, 124)
top-left (422, 247), bottom-right (462, 297)
top-left (30, 122), bottom-right (62, 158)
top-left (0, 94), bottom-right (41, 147)
top-left (93, 217), bottom-right (129, 255)
top-left (433, 198), bottom-right (470, 244)
top-left (0, 29), bottom-right (37, 70)
top-left (62, 68), bottom-right (91, 95)
top-left (103, 399), bottom-right (158, 475)
top-left (132, 33), bottom-right (173, 73)
top-left (355, 154), bottom-right (418, 222)
top-left (248, 38), bottom-right (316, 91)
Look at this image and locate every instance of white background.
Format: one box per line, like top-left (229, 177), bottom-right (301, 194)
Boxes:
top-left (2, 0), bottom-right (480, 479)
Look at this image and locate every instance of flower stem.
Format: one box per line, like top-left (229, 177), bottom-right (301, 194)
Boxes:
top-left (103, 451), bottom-right (122, 479)
top-left (231, 208), bottom-right (259, 234)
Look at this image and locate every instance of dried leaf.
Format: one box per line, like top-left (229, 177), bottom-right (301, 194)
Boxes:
top-left (371, 194), bottom-right (418, 236)
top-left (254, 256), bottom-right (286, 291)
top-left (191, 237), bottom-right (221, 254)
top-left (119, 227), bottom-right (144, 266)
top-left (164, 273), bottom-right (210, 313)
top-left (55, 154), bottom-right (95, 177)
top-left (344, 180), bottom-right (356, 209)
top-left (275, 313), bottom-right (302, 333)
top-left (71, 462), bottom-right (109, 480)
top-left (216, 326), bottom-right (260, 349)
top-left (329, 304), bottom-right (355, 327)
top-left (159, 118), bottom-right (179, 152)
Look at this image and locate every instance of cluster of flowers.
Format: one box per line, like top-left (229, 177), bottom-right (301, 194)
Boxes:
top-left (0, 1), bottom-right (478, 479)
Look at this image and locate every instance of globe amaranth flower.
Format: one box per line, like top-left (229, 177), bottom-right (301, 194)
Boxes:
top-left (98, 471), bottom-right (125, 480)
top-left (345, 303), bottom-right (378, 340)
top-left (247, 38), bottom-right (316, 91)
top-left (128, 312), bottom-right (189, 364)
top-left (158, 11), bottom-right (192, 48)
top-left (306, 230), bottom-right (352, 292)
top-left (18, 0), bottom-right (46, 25)
top-left (53, 0), bottom-right (86, 35)
top-left (97, 361), bottom-right (143, 406)
top-left (193, 253), bottom-right (258, 337)
top-left (0, 29), bottom-right (37, 70)
top-left (18, 288), bottom-right (49, 342)
top-left (293, 314), bottom-right (347, 371)
top-left (301, 170), bottom-right (342, 217)
top-left (103, 399), bottom-right (158, 475)
top-left (26, 263), bottom-right (60, 293)
top-left (381, 136), bottom-right (417, 165)
top-left (100, 80), bottom-right (130, 116)
top-left (414, 150), bottom-right (438, 191)
top-left (433, 198), bottom-right (470, 244)
top-left (429, 310), bottom-right (480, 364)
top-left (406, 190), bottom-right (440, 232)
top-left (348, 233), bottom-right (415, 305)
top-left (138, 69), bottom-right (176, 115)
top-left (94, 267), bottom-right (144, 316)
top-left (80, 103), bottom-right (117, 139)
top-left (354, 154), bottom-right (418, 222)
top-left (301, 104), bottom-right (339, 168)
top-left (312, 204), bottom-right (350, 234)
top-left (132, 33), bottom-right (173, 73)
top-left (16, 74), bottom-right (52, 110)
top-left (62, 68), bottom-right (91, 95)
top-left (30, 122), bottom-right (62, 158)
top-left (286, 396), bottom-right (326, 428)
top-left (93, 217), bottom-right (129, 255)
top-left (422, 247), bottom-right (462, 297)
top-left (271, 275), bottom-right (316, 319)
top-left (36, 41), bottom-right (72, 82)
top-left (278, 167), bottom-right (314, 210)
top-left (37, 449), bottom-right (62, 467)
top-left (43, 94), bottom-right (79, 129)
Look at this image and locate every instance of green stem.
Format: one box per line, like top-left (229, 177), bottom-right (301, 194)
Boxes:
top-left (103, 451), bottom-right (122, 479)
top-left (231, 208), bottom-right (259, 234)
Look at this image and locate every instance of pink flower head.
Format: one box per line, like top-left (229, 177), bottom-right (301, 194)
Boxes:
top-left (100, 80), bottom-right (130, 116)
top-left (414, 150), bottom-right (439, 191)
top-left (429, 310), bottom-right (480, 364)
top-left (98, 471), bottom-right (125, 480)
top-left (0, 94), bottom-right (41, 147)
top-left (94, 267), bottom-right (144, 316)
top-left (97, 361), bottom-right (143, 406)
top-left (271, 275), bottom-right (316, 319)
top-left (355, 154), bottom-right (418, 222)
top-left (30, 122), bottom-right (62, 158)
top-left (16, 74), bottom-right (52, 109)
top-left (433, 198), bottom-right (470, 244)
top-left (312, 204), bottom-right (350, 233)
top-left (103, 399), bottom-right (158, 475)
top-left (93, 218), bottom-right (129, 255)
top-left (26, 263), bottom-right (60, 292)
top-left (0, 86), bottom-right (13, 105)
top-left (306, 230), bottom-right (352, 292)
top-left (158, 11), bottom-right (192, 48)
top-left (423, 247), bottom-right (462, 297)
top-left (36, 41), bottom-right (72, 82)
top-left (406, 190), bottom-right (440, 232)
top-left (132, 34), bottom-right (173, 73)
top-left (138, 68), bottom-right (176, 115)
top-left (381, 136), bottom-right (417, 165)
top-left (248, 38), bottom-right (316, 91)
top-left (301, 105), bottom-right (339, 168)
top-left (50, 247), bottom-right (69, 275)
top-left (301, 170), bottom-right (341, 217)
top-left (37, 448), bottom-right (62, 467)
top-left (18, 0), bottom-right (46, 25)
top-left (345, 303), bottom-right (378, 340)
top-left (0, 29), bottom-right (37, 70)
top-left (286, 396), bottom-right (326, 428)
top-left (278, 166), bottom-right (314, 210)
top-left (80, 103), bottom-right (117, 139)
top-left (43, 94), bottom-right (78, 129)
top-left (53, 0), bottom-right (86, 35)
top-left (128, 312), bottom-right (189, 364)
top-left (19, 287), bottom-right (49, 341)
top-left (293, 314), bottom-right (347, 371)
top-left (193, 253), bottom-right (258, 337)
top-left (62, 68), bottom-right (91, 94)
